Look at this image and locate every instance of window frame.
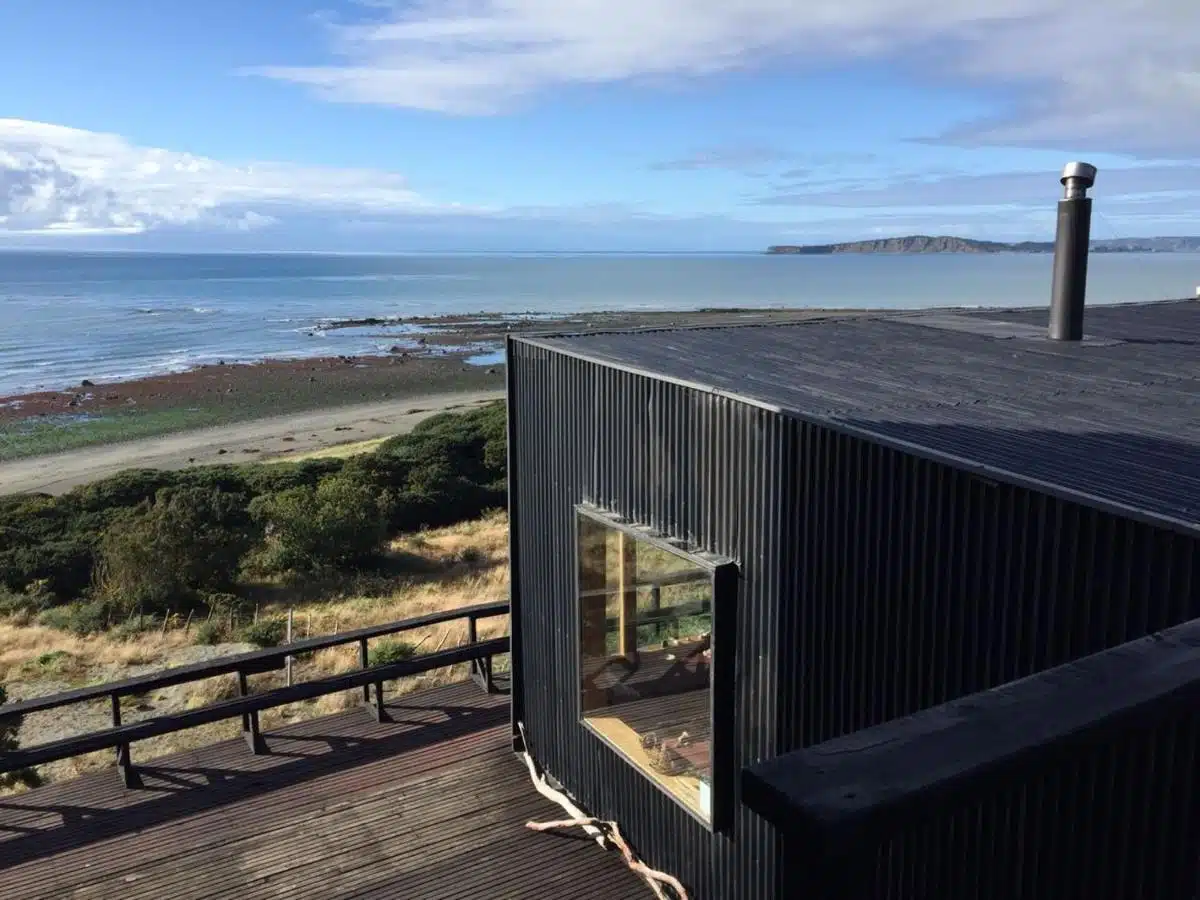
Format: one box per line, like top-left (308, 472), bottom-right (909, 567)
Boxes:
top-left (573, 503), bottom-right (739, 833)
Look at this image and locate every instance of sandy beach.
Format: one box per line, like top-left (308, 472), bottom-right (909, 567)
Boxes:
top-left (0, 390), bottom-right (504, 495)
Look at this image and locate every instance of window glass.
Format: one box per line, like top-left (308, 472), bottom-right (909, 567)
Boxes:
top-left (578, 512), bottom-right (714, 821)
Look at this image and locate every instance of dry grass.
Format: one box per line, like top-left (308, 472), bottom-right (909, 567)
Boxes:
top-left (0, 510), bottom-right (511, 791)
top-left (0, 621), bottom-right (194, 679)
top-left (264, 436), bottom-right (387, 464)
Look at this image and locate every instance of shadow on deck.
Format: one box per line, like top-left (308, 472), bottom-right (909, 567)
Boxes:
top-left (0, 680), bottom-right (648, 899)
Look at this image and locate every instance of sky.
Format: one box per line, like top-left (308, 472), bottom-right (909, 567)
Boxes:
top-left (1, 0), bottom-right (1199, 251)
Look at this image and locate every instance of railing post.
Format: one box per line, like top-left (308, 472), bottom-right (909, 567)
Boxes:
top-left (359, 638), bottom-right (371, 702)
top-left (111, 693), bottom-right (141, 789)
top-left (237, 670), bottom-right (267, 755)
top-left (359, 637), bottom-right (392, 723)
top-left (285, 608), bottom-right (294, 688)
top-left (468, 614), bottom-right (494, 694)
top-left (372, 678), bottom-right (390, 723)
top-left (650, 584), bottom-right (662, 642)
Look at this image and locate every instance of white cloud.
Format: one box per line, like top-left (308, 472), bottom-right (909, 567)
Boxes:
top-left (0, 118), bottom-right (452, 236)
top-left (246, 1), bottom-right (1200, 155)
top-left (757, 164), bottom-right (1200, 208)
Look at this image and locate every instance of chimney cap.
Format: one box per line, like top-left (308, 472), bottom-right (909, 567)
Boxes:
top-left (1061, 162), bottom-right (1098, 188)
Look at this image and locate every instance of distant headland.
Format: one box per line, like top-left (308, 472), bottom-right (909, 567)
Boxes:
top-left (766, 235), bottom-right (1200, 254)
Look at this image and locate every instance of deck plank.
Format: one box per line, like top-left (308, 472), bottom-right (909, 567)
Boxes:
top-left (0, 681), bottom-right (649, 899)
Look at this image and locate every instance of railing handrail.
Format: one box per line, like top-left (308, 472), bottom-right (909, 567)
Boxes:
top-left (742, 615), bottom-right (1200, 847)
top-left (0, 636), bottom-right (509, 775)
top-left (0, 600), bottom-right (509, 724)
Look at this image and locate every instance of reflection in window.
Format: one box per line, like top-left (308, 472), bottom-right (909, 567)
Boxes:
top-left (578, 512), bottom-right (714, 821)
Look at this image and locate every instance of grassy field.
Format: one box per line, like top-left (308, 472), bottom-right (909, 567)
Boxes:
top-left (1, 511), bottom-right (510, 790)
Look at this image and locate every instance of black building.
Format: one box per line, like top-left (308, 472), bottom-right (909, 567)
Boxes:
top-left (505, 297), bottom-right (1200, 899)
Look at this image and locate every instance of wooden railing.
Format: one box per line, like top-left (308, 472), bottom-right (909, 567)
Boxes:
top-left (742, 616), bottom-right (1200, 898)
top-left (0, 601), bottom-right (509, 788)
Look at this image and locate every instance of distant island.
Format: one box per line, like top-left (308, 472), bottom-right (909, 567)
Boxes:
top-left (766, 235), bottom-right (1200, 254)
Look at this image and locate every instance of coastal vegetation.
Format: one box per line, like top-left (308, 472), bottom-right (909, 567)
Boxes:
top-left (0, 401), bottom-right (507, 634)
top-left (0, 510), bottom-right (511, 787)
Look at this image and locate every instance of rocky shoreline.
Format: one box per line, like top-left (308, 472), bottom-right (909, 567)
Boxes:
top-left (0, 307), bottom-right (861, 428)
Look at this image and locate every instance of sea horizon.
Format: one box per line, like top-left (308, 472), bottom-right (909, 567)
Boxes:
top-left (2, 249), bottom-right (1197, 397)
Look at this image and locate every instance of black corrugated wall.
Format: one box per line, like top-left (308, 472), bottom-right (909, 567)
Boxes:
top-left (775, 417), bottom-right (1199, 898)
top-left (508, 339), bottom-right (790, 900)
top-left (509, 338), bottom-right (1199, 899)
top-left (865, 710), bottom-right (1200, 899)
top-left (777, 416), bottom-right (1199, 750)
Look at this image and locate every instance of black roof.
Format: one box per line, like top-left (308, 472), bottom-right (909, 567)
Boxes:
top-left (522, 299), bottom-right (1200, 535)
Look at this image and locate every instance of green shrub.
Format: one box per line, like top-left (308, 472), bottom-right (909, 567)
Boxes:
top-left (202, 592), bottom-right (248, 615)
top-left (34, 649), bottom-right (72, 667)
top-left (36, 599), bottom-right (113, 635)
top-left (193, 619), bottom-right (226, 646)
top-left (67, 469), bottom-right (181, 513)
top-left (250, 474), bottom-right (389, 572)
top-left (96, 486), bottom-right (259, 613)
top-left (0, 579), bottom-right (58, 618)
top-left (0, 403), bottom-right (510, 617)
top-left (0, 536), bottom-right (95, 602)
top-left (237, 459), bottom-right (343, 496)
top-left (111, 614), bottom-right (159, 641)
top-left (368, 638), bottom-right (416, 667)
top-left (240, 617), bottom-right (287, 648)
top-left (0, 684), bottom-right (40, 789)
top-left (373, 401), bottom-right (507, 532)
top-left (0, 585), bottom-right (26, 617)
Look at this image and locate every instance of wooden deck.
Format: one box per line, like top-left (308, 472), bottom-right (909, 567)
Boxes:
top-left (0, 680), bottom-right (649, 899)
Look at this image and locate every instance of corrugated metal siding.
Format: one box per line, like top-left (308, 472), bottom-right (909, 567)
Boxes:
top-left (864, 711), bottom-right (1200, 899)
top-left (510, 334), bottom-right (1199, 900)
top-left (778, 415), bottom-right (1200, 750)
top-left (508, 339), bottom-right (788, 900)
top-left (530, 299), bottom-right (1200, 534)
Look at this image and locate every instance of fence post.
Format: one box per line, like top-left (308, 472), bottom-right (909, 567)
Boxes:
top-left (286, 609), bottom-right (294, 688)
top-left (111, 693), bottom-right (141, 789)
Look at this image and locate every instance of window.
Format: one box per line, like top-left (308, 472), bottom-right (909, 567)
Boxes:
top-left (576, 508), bottom-right (734, 826)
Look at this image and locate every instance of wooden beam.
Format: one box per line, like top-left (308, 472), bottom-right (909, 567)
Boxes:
top-left (618, 531), bottom-right (639, 662)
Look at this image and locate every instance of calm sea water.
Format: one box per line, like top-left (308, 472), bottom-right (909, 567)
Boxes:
top-left (1, 250), bottom-right (1197, 396)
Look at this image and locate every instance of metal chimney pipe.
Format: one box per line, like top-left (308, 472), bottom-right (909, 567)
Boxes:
top-left (1048, 162), bottom-right (1097, 341)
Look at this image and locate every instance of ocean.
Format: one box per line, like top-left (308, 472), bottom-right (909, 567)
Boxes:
top-left (1, 250), bottom-right (1197, 397)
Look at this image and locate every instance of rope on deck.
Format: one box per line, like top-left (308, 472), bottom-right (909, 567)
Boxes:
top-left (518, 722), bottom-right (689, 900)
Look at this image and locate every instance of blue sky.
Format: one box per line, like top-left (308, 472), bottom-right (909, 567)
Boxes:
top-left (1, 0), bottom-right (1198, 250)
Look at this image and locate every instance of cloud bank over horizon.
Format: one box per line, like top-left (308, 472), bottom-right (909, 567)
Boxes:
top-left (2, 115), bottom-right (1197, 251)
top-left (0, 118), bottom-right (454, 237)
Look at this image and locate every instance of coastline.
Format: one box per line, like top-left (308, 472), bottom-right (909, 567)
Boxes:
top-left (0, 391), bottom-right (504, 496)
top-left (0, 307), bottom-right (861, 470)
